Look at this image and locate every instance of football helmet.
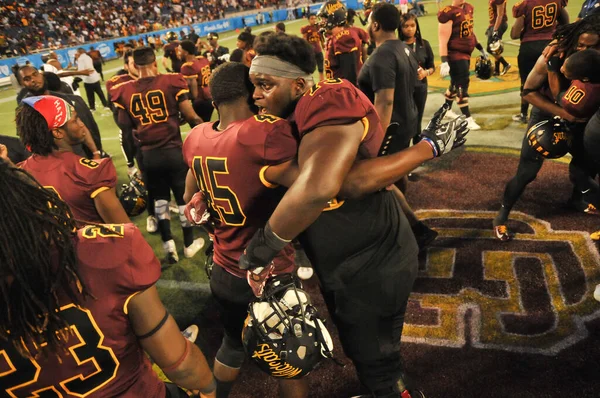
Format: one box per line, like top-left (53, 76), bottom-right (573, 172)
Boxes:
top-left (488, 38), bottom-right (504, 56)
top-left (475, 56), bottom-right (493, 80)
top-left (527, 117), bottom-right (571, 159)
top-left (242, 274), bottom-right (334, 379)
top-left (318, 0), bottom-right (348, 31)
top-left (119, 174), bottom-right (148, 217)
top-left (166, 31), bottom-right (178, 42)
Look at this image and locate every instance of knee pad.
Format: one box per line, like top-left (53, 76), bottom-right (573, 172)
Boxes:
top-left (215, 335), bottom-right (245, 369)
top-left (155, 200), bottom-right (170, 221)
top-left (178, 205), bottom-right (192, 228)
top-left (444, 89), bottom-right (456, 102)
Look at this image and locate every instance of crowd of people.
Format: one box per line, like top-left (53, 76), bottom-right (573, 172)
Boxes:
top-left (0, 0), bottom-right (289, 57)
top-left (0, 0), bottom-right (599, 397)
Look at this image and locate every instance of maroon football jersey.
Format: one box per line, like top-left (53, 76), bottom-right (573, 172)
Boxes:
top-left (163, 41), bottom-right (183, 72)
top-left (561, 80), bottom-right (600, 119)
top-left (0, 224), bottom-right (165, 397)
top-left (488, 0), bottom-right (508, 27)
top-left (301, 24), bottom-right (323, 54)
top-left (325, 27), bottom-right (363, 80)
top-left (182, 116), bottom-right (298, 278)
top-left (19, 152), bottom-right (117, 223)
top-left (513, 0), bottom-right (568, 43)
top-left (294, 78), bottom-right (384, 160)
top-left (110, 74), bottom-right (189, 151)
top-left (181, 57), bottom-right (212, 101)
top-left (106, 73), bottom-right (134, 93)
top-left (438, 3), bottom-right (476, 61)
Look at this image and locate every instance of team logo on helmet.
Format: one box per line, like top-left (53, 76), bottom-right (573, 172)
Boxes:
top-left (166, 31), bottom-right (178, 41)
top-left (242, 274), bottom-right (334, 378)
top-left (119, 175), bottom-right (148, 217)
top-left (318, 0), bottom-right (348, 31)
top-left (527, 117), bottom-right (571, 159)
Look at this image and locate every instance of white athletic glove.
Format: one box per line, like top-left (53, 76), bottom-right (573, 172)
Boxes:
top-left (127, 166), bottom-right (140, 179)
top-left (218, 53), bottom-right (230, 62)
top-left (440, 62), bottom-right (450, 78)
top-left (480, 49), bottom-right (490, 60)
top-left (419, 103), bottom-right (470, 157)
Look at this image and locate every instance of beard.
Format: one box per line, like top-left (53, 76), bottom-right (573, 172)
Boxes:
top-left (29, 80), bottom-right (48, 96)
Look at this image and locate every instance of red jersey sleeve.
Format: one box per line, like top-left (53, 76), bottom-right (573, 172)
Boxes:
top-left (166, 73), bottom-right (190, 103)
top-left (300, 25), bottom-right (309, 35)
top-left (125, 224), bottom-right (162, 293)
top-left (295, 80), bottom-right (369, 136)
top-left (238, 115), bottom-right (298, 165)
top-left (332, 29), bottom-right (359, 54)
top-left (180, 62), bottom-right (198, 79)
top-left (69, 157), bottom-right (117, 199)
top-left (357, 28), bottom-right (369, 45)
top-left (512, 0), bottom-right (527, 18)
top-left (437, 6), bottom-right (455, 23)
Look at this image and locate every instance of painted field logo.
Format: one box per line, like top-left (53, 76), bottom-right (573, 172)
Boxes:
top-left (403, 210), bottom-right (600, 355)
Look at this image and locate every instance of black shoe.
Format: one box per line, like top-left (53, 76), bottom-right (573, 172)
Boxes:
top-left (412, 222), bottom-right (438, 252)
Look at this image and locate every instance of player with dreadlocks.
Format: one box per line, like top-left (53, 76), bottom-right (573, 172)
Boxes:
top-left (0, 156), bottom-right (216, 397)
top-left (493, 15), bottom-right (600, 241)
top-left (17, 95), bottom-right (130, 224)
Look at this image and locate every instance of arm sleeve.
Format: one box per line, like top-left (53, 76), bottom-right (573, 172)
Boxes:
top-left (368, 49), bottom-right (396, 92)
top-left (73, 157), bottom-right (118, 199)
top-left (423, 40), bottom-right (435, 70)
top-left (512, 0), bottom-right (526, 18)
top-left (295, 84), bottom-right (369, 136)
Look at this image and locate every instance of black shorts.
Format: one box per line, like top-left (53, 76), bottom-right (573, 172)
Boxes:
top-left (315, 51), bottom-right (324, 73)
top-left (486, 22), bottom-right (508, 49)
top-left (209, 264), bottom-right (254, 350)
top-left (164, 383), bottom-right (188, 398)
top-left (584, 111), bottom-right (600, 169)
top-left (141, 146), bottom-right (187, 204)
top-left (448, 59), bottom-right (471, 97)
top-left (321, 252), bottom-right (418, 392)
top-left (193, 99), bottom-right (214, 123)
top-left (517, 40), bottom-right (550, 86)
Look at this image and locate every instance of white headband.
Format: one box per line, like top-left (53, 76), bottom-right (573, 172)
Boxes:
top-left (250, 55), bottom-right (314, 82)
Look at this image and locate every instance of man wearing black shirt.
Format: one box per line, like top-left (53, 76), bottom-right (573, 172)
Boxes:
top-left (358, 2), bottom-right (437, 251)
top-left (202, 33), bottom-right (230, 69)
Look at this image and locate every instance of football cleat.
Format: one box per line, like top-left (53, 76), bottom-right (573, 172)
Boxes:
top-left (594, 284), bottom-right (600, 302)
top-left (297, 267), bottom-right (314, 280)
top-left (494, 225), bottom-right (513, 241)
top-left (466, 116), bottom-right (481, 131)
top-left (184, 237), bottom-right (205, 258)
top-left (163, 239), bottom-right (179, 265)
top-left (412, 222), bottom-right (438, 253)
top-left (444, 109), bottom-right (461, 120)
top-left (501, 63), bottom-right (511, 76)
top-left (295, 248), bottom-right (314, 280)
top-left (512, 113), bottom-right (528, 124)
top-left (182, 325), bottom-right (199, 343)
top-left (147, 215), bottom-right (158, 233)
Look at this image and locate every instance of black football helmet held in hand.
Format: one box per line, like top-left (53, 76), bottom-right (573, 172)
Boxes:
top-left (119, 174), bottom-right (148, 217)
top-left (475, 56), bottom-right (493, 80)
top-left (242, 274), bottom-right (334, 379)
top-left (527, 117), bottom-right (571, 159)
top-left (318, 0), bottom-right (348, 31)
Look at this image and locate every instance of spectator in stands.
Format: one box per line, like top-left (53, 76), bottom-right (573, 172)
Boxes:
top-left (75, 48), bottom-right (108, 111)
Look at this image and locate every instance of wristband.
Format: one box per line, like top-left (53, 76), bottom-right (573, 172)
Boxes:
top-left (199, 378), bottom-right (217, 395)
top-left (264, 222), bottom-right (291, 252)
top-left (421, 137), bottom-right (438, 158)
top-left (92, 150), bottom-right (101, 155)
top-left (441, 56), bottom-right (448, 63)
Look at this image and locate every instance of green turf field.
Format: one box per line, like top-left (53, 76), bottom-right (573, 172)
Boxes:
top-left (0, 0), bottom-right (583, 325)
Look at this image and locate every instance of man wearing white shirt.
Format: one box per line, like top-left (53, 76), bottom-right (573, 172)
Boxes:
top-left (76, 48), bottom-right (108, 111)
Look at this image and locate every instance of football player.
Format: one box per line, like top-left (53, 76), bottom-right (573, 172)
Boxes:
top-left (163, 31), bottom-right (182, 73)
top-left (319, 0), bottom-right (365, 85)
top-left (0, 160), bottom-right (216, 398)
top-left (179, 40), bottom-right (214, 122)
top-left (438, 0), bottom-right (488, 130)
top-left (486, 0), bottom-right (511, 76)
top-left (301, 13), bottom-right (325, 81)
top-left (111, 47), bottom-right (204, 263)
top-left (493, 18), bottom-right (600, 241)
top-left (201, 32), bottom-right (230, 70)
top-left (346, 9), bottom-right (370, 66)
top-left (17, 95), bottom-right (130, 224)
top-left (106, 51), bottom-right (158, 233)
top-left (182, 62), bottom-right (307, 398)
top-left (510, 0), bottom-right (569, 123)
top-left (240, 33), bottom-right (467, 398)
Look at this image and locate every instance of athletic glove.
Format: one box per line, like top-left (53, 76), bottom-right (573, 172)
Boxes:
top-left (419, 104), bottom-right (469, 157)
top-left (480, 49), bottom-right (489, 60)
top-left (492, 31), bottom-right (499, 41)
top-left (218, 53), bottom-right (230, 62)
top-left (440, 62), bottom-right (450, 78)
top-left (184, 191), bottom-right (212, 226)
